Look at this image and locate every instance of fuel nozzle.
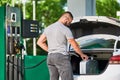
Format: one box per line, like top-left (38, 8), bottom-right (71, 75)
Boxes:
top-left (14, 40), bottom-right (25, 54)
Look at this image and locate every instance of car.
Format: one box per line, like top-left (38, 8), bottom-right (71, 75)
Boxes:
top-left (68, 16), bottom-right (120, 80)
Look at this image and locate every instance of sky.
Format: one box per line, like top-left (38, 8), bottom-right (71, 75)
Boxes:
top-left (118, 0), bottom-right (120, 3)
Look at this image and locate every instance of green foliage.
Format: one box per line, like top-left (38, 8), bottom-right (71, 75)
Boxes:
top-left (0, 0), bottom-right (11, 6)
top-left (24, 0), bottom-right (65, 28)
top-left (96, 0), bottom-right (120, 18)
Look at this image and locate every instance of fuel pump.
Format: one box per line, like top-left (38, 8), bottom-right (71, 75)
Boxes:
top-left (0, 5), bottom-right (23, 80)
top-left (0, 5), bottom-right (49, 80)
top-left (6, 6), bottom-right (40, 80)
top-left (6, 6), bottom-right (23, 80)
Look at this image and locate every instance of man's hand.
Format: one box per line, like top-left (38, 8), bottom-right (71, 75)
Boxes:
top-left (68, 38), bottom-right (88, 60)
top-left (80, 54), bottom-right (88, 60)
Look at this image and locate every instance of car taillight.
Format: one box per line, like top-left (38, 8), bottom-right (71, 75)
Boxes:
top-left (109, 55), bottom-right (120, 64)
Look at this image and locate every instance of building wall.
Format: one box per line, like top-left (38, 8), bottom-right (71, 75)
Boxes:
top-left (67, 0), bottom-right (96, 17)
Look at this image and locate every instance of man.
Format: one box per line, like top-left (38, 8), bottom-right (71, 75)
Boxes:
top-left (37, 11), bottom-right (88, 80)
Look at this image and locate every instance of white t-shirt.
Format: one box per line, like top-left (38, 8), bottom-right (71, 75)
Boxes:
top-left (43, 21), bottom-right (73, 55)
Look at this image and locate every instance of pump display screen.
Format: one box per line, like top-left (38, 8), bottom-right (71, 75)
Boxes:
top-left (6, 6), bottom-right (21, 27)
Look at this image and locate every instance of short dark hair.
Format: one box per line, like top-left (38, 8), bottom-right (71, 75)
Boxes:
top-left (62, 11), bottom-right (73, 19)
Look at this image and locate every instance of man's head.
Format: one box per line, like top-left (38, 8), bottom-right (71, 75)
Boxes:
top-left (58, 11), bottom-right (73, 26)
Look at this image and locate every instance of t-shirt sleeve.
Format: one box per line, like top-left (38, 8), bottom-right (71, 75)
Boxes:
top-left (65, 28), bottom-right (74, 39)
top-left (42, 28), bottom-right (47, 36)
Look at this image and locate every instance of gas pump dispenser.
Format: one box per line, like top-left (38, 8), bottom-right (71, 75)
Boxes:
top-left (0, 5), bottom-right (23, 80)
top-left (0, 5), bottom-right (49, 80)
top-left (6, 6), bottom-right (23, 80)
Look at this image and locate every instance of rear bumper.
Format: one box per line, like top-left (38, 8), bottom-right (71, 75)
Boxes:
top-left (74, 64), bottom-right (120, 80)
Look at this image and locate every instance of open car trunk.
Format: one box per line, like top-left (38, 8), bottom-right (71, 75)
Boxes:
top-left (69, 16), bottom-right (120, 75)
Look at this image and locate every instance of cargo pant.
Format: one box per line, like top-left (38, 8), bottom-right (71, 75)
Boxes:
top-left (47, 53), bottom-right (73, 80)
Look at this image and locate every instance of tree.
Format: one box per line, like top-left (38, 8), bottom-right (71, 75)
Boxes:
top-left (96, 0), bottom-right (120, 18)
top-left (0, 0), bottom-right (11, 6)
top-left (23, 0), bottom-right (66, 27)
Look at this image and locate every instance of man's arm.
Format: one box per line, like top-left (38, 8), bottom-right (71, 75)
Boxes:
top-left (37, 34), bottom-right (48, 52)
top-left (68, 38), bottom-right (88, 60)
